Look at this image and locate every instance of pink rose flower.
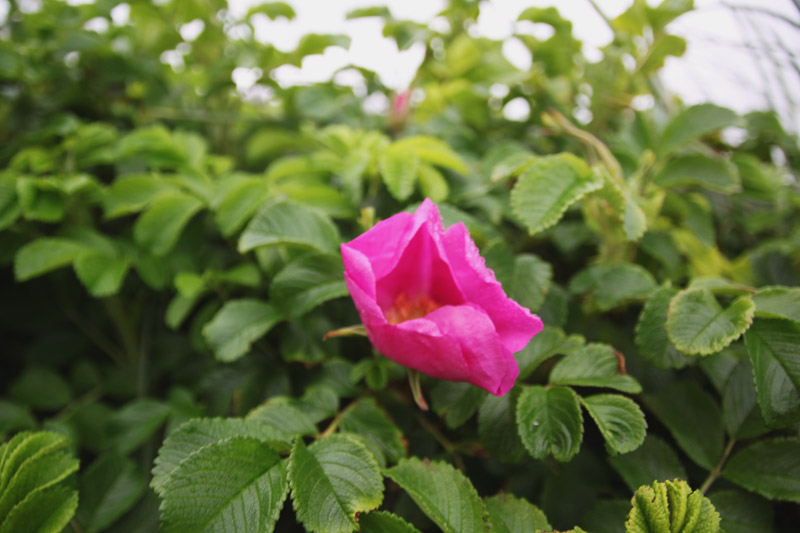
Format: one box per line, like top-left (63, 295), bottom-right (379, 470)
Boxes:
top-left (341, 199), bottom-right (543, 396)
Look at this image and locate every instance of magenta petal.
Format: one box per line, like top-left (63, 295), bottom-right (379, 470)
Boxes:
top-left (442, 222), bottom-right (543, 352)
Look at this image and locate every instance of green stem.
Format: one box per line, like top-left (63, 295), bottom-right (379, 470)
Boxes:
top-left (700, 438), bottom-right (736, 494)
top-left (317, 400), bottom-right (360, 440)
top-left (407, 370), bottom-right (429, 411)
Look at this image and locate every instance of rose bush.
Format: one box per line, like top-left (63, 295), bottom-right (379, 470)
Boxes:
top-left (341, 199), bottom-right (543, 396)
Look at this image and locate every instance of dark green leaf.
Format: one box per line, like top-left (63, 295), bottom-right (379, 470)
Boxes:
top-left (516, 385), bottom-right (583, 462)
top-left (202, 299), bottom-right (283, 362)
top-left (430, 381), bottom-right (487, 429)
top-left (608, 435), bottom-right (687, 492)
top-left (385, 457), bottom-right (490, 533)
top-left (707, 490), bottom-right (773, 533)
top-left (270, 253), bottom-right (349, 318)
top-left (289, 435), bottom-right (383, 533)
top-left (339, 398), bottom-right (405, 466)
top-left (569, 263), bottom-right (656, 311)
top-left (108, 399), bottom-right (171, 455)
top-left (579, 394), bottom-right (646, 455)
top-left (358, 511), bottom-right (421, 533)
top-left (478, 390), bottom-right (525, 463)
top-left (160, 437), bottom-right (287, 533)
top-left (723, 438), bottom-right (800, 503)
top-left (550, 343), bottom-right (642, 393)
top-left (635, 285), bottom-right (693, 369)
top-left (484, 493), bottom-right (550, 533)
top-left (78, 454), bottom-right (147, 533)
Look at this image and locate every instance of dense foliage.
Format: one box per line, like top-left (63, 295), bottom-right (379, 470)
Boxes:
top-left (1, 0), bottom-right (799, 531)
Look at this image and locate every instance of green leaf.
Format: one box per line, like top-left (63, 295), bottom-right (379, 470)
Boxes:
top-left (16, 177), bottom-right (65, 222)
top-left (0, 448), bottom-right (78, 520)
top-left (270, 253), bottom-right (349, 318)
top-left (516, 385), bottom-right (583, 462)
top-left (14, 238), bottom-right (85, 282)
top-left (569, 263), bottom-right (656, 311)
top-left (0, 485), bottom-right (78, 533)
top-left (73, 250), bottom-right (130, 297)
top-left (202, 299), bottom-right (283, 362)
top-left (744, 319), bottom-right (800, 427)
top-left (418, 164), bottom-right (449, 202)
top-left (579, 394), bottom-right (646, 455)
top-left (635, 285), bottom-right (693, 369)
top-left (103, 174), bottom-right (178, 219)
top-left (151, 417), bottom-right (303, 496)
top-left (723, 437), bottom-right (800, 503)
top-left (338, 398), bottom-right (405, 466)
top-left (666, 288), bottom-right (755, 355)
top-left (639, 34), bottom-right (686, 73)
top-left (517, 326), bottom-right (584, 379)
top-left (625, 479), bottom-right (721, 533)
top-left (550, 343), bottom-right (642, 394)
top-left (752, 287), bottom-right (800, 323)
top-left (657, 103), bottom-right (739, 155)
top-left (722, 359), bottom-right (769, 439)
top-left (379, 143), bottom-right (420, 201)
top-left (608, 435), bottom-right (688, 492)
top-left (238, 201), bottom-right (340, 254)
top-left (245, 402), bottom-right (318, 441)
top-left (289, 434), bottom-right (383, 533)
top-left (644, 380), bottom-right (724, 470)
top-left (108, 399), bottom-right (171, 455)
top-left (9, 367), bottom-right (72, 410)
top-left (623, 191), bottom-right (648, 242)
top-left (0, 172), bottom-right (20, 230)
top-left (484, 493), bottom-right (550, 533)
top-left (707, 490), bottom-right (773, 533)
top-left (478, 390), bottom-right (526, 463)
top-left (78, 454), bottom-right (147, 533)
top-left (0, 432), bottom-right (69, 492)
top-left (0, 402), bottom-right (35, 438)
top-left (385, 457), bottom-right (490, 533)
top-left (510, 154), bottom-right (603, 235)
top-left (392, 135), bottom-right (468, 174)
top-left (489, 151), bottom-right (536, 183)
top-left (213, 177), bottom-right (270, 237)
top-left (160, 437), bottom-right (288, 533)
top-left (430, 381), bottom-right (487, 429)
top-left (134, 192), bottom-right (204, 255)
top-left (247, 1), bottom-right (296, 20)
top-left (510, 254), bottom-right (552, 312)
top-left (654, 154), bottom-right (740, 193)
top-left (358, 511), bottom-right (421, 533)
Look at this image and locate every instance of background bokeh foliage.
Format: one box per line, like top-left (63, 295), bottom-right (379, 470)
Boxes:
top-left (1, 0), bottom-right (799, 531)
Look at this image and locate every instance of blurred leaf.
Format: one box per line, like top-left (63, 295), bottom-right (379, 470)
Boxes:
top-left (657, 104), bottom-right (738, 156)
top-left (202, 299), bottom-right (283, 362)
top-left (654, 154), bottom-right (740, 193)
top-left (74, 250), bottom-right (130, 297)
top-left (707, 490), bottom-right (773, 533)
top-left (752, 287), bottom-right (800, 323)
top-left (569, 263), bottom-right (656, 311)
top-left (108, 399), bottom-right (171, 455)
top-left (270, 253), bottom-right (349, 318)
top-left (78, 454), bottom-right (147, 533)
top-left (103, 175), bottom-right (178, 219)
top-left (133, 192), bottom-right (204, 256)
top-left (431, 381), bottom-right (487, 429)
top-left (10, 367), bottom-right (72, 410)
top-left (238, 201), bottom-right (340, 254)
top-left (510, 254), bottom-right (552, 312)
top-left (608, 435), bottom-right (687, 492)
top-left (478, 389), bottom-right (526, 463)
top-left (380, 143), bottom-right (420, 201)
top-left (635, 285), bottom-right (693, 369)
top-left (645, 380), bottom-right (724, 470)
top-left (14, 238), bottom-right (85, 281)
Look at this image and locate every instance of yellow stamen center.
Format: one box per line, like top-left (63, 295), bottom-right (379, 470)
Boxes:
top-left (386, 292), bottom-right (441, 324)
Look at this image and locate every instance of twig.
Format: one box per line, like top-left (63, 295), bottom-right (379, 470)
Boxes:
top-left (700, 438), bottom-right (736, 494)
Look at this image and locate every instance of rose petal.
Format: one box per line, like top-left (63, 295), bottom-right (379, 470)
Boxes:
top-left (442, 222), bottom-right (543, 352)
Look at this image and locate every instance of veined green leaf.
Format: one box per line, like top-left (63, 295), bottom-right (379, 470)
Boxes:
top-left (517, 326), bottom-right (584, 379)
top-left (160, 437), bottom-right (287, 533)
top-left (635, 285), bottom-right (693, 369)
top-left (478, 389), bottom-right (526, 463)
top-left (510, 253), bottom-right (552, 312)
top-left (393, 135), bottom-right (468, 174)
top-left (103, 174), bottom-right (178, 219)
top-left (510, 154), bottom-right (603, 235)
top-left (270, 253), bottom-right (349, 318)
top-left (722, 359), bottom-right (769, 439)
top-left (484, 493), bottom-right (550, 533)
top-left (666, 288), bottom-right (755, 355)
top-left (359, 511), bottom-right (421, 533)
top-left (744, 319), bottom-right (800, 427)
top-left (516, 385), bottom-right (583, 462)
top-left (654, 154), bottom-right (740, 193)
top-left (580, 394), bottom-right (647, 455)
top-left (202, 299), bottom-right (283, 362)
top-left (213, 177), bottom-right (270, 237)
top-left (752, 287), bottom-right (800, 323)
top-left (289, 434), bottom-right (383, 533)
top-left (238, 201), bottom-right (340, 253)
top-left (0, 485), bottom-right (78, 533)
top-left (723, 438), bottom-right (800, 503)
top-left (550, 343), bottom-right (642, 394)
top-left (418, 164), bottom-right (449, 202)
top-left (569, 263), bottom-right (656, 311)
top-left (430, 381), bottom-right (487, 429)
top-left (151, 417), bottom-right (302, 496)
top-left (385, 457), bottom-right (490, 533)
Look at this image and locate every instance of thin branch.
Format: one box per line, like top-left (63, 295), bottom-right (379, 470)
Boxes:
top-left (720, 2), bottom-right (800, 29)
top-left (700, 438), bottom-right (737, 494)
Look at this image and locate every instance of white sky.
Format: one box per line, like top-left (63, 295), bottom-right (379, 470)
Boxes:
top-left (229, 0), bottom-right (800, 130)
